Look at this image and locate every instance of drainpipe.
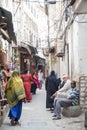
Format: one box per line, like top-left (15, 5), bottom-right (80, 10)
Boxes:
top-left (67, 43), bottom-right (69, 76)
top-left (64, 31), bottom-right (69, 76)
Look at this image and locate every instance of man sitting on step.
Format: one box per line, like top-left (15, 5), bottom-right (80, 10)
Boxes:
top-left (52, 80), bottom-right (79, 120)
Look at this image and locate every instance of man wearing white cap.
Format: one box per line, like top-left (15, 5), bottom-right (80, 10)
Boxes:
top-left (52, 74), bottom-right (71, 101)
top-left (51, 74), bottom-right (71, 117)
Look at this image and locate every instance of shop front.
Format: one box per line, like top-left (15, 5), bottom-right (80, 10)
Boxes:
top-left (34, 54), bottom-right (46, 77)
top-left (18, 46), bottom-right (31, 74)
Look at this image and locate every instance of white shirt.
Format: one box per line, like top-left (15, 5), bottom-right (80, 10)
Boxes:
top-left (56, 79), bottom-right (71, 99)
top-left (38, 72), bottom-right (43, 81)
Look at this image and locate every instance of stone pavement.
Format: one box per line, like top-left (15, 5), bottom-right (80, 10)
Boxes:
top-left (0, 87), bottom-right (86, 130)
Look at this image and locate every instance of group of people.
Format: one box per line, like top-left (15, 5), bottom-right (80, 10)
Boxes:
top-left (21, 69), bottom-right (43, 102)
top-left (45, 70), bottom-right (79, 120)
top-left (0, 66), bottom-right (44, 126)
top-left (1, 67), bottom-right (79, 125)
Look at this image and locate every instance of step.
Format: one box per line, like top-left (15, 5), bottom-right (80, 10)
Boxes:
top-left (62, 105), bottom-right (82, 117)
top-left (0, 104), bottom-right (9, 127)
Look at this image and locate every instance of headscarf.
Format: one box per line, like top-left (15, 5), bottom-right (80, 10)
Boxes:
top-left (50, 70), bottom-right (55, 76)
top-left (5, 71), bottom-right (25, 107)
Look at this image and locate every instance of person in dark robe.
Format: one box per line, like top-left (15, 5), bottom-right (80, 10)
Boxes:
top-left (45, 70), bottom-right (59, 111)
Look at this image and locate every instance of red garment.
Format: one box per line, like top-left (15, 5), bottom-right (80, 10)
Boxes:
top-left (21, 74), bottom-right (32, 101)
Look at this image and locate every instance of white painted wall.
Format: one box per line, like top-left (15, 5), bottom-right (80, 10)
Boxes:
top-left (59, 45), bottom-right (69, 76)
top-left (68, 14), bottom-right (87, 81)
top-left (78, 15), bottom-right (87, 76)
top-left (71, 19), bottom-right (80, 80)
top-left (37, 7), bottom-right (48, 48)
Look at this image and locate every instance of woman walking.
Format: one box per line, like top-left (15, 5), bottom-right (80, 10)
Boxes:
top-left (5, 71), bottom-right (25, 126)
top-left (21, 70), bottom-right (32, 102)
top-left (45, 70), bottom-right (59, 111)
top-left (31, 71), bottom-right (40, 94)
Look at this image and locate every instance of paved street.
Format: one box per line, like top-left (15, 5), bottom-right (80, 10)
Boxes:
top-left (0, 87), bottom-right (86, 130)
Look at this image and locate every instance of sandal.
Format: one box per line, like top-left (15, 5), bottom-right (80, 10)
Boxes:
top-left (11, 118), bottom-right (15, 126)
top-left (15, 121), bottom-right (21, 126)
top-left (52, 116), bottom-right (61, 120)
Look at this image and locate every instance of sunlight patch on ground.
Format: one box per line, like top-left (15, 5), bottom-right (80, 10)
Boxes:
top-left (22, 106), bottom-right (34, 111)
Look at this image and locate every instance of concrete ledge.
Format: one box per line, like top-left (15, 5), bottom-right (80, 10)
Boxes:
top-left (0, 104), bottom-right (9, 127)
top-left (84, 111), bottom-right (87, 127)
top-left (62, 105), bottom-right (82, 117)
top-left (0, 116), bottom-right (3, 127)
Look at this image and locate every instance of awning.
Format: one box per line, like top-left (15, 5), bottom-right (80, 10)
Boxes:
top-left (19, 42), bottom-right (31, 55)
top-left (21, 42), bottom-right (37, 55)
top-left (28, 44), bottom-right (37, 54)
top-left (0, 7), bottom-right (17, 43)
top-left (35, 53), bottom-right (46, 60)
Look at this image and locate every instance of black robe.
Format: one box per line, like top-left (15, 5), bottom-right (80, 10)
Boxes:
top-left (45, 75), bottom-right (60, 109)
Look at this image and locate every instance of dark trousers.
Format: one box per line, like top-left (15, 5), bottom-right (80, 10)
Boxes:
top-left (31, 83), bottom-right (37, 94)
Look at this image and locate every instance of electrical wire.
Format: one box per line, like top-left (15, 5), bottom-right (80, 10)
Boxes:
top-left (13, 0), bottom-right (74, 42)
top-left (14, 0), bottom-right (65, 3)
top-left (38, 20), bottom-right (59, 35)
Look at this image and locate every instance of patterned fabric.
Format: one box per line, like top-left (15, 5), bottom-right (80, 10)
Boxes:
top-left (69, 87), bottom-right (79, 105)
top-left (31, 73), bottom-right (40, 88)
top-left (21, 74), bottom-right (32, 100)
top-left (8, 100), bottom-right (22, 120)
top-left (5, 71), bottom-right (25, 107)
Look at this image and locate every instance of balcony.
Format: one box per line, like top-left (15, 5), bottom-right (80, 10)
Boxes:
top-left (55, 39), bottom-right (65, 57)
top-left (73, 0), bottom-right (87, 14)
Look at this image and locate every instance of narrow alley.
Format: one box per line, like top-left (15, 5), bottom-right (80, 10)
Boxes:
top-left (0, 0), bottom-right (87, 130)
top-left (0, 87), bottom-right (85, 130)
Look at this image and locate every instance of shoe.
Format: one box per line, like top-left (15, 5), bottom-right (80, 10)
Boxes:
top-left (46, 109), bottom-right (52, 111)
top-left (10, 118), bottom-right (15, 126)
top-left (27, 100), bottom-right (30, 102)
top-left (52, 114), bottom-right (56, 117)
top-left (15, 121), bottom-right (21, 126)
top-left (46, 108), bottom-right (54, 111)
top-left (51, 111), bottom-right (54, 113)
top-left (52, 116), bottom-right (61, 120)
top-left (50, 108), bottom-right (54, 111)
top-left (15, 121), bottom-right (19, 124)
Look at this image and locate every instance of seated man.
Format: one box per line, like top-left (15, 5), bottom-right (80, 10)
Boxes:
top-left (52, 74), bottom-right (71, 99)
top-left (51, 74), bottom-right (71, 109)
top-left (52, 80), bottom-right (79, 120)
